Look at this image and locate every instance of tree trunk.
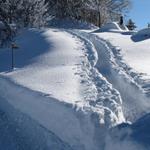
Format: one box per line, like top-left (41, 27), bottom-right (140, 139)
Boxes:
top-left (98, 11), bottom-right (101, 27)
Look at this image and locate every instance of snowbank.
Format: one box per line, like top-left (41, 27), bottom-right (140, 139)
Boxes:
top-left (0, 95), bottom-right (73, 150)
top-left (97, 22), bottom-right (128, 32)
top-left (0, 75), bottom-right (107, 150)
top-left (132, 28), bottom-right (150, 42)
top-left (105, 113), bottom-right (150, 150)
top-left (135, 28), bottom-right (150, 36)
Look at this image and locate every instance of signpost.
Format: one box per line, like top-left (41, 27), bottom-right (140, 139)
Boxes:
top-left (11, 42), bottom-right (19, 70)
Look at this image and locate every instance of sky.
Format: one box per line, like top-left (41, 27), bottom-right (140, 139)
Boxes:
top-left (128, 0), bottom-right (150, 29)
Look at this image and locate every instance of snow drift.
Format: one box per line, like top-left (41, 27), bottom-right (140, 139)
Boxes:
top-left (132, 28), bottom-right (150, 42)
top-left (96, 22), bottom-right (128, 32)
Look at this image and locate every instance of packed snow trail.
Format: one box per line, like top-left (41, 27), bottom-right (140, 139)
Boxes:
top-left (69, 30), bottom-right (150, 122)
top-left (0, 28), bottom-right (126, 150)
top-left (93, 29), bottom-right (150, 97)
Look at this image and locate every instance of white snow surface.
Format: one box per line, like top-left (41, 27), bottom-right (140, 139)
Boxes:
top-left (1, 21), bottom-right (150, 150)
top-left (134, 27), bottom-right (150, 37)
top-left (6, 29), bottom-right (86, 103)
top-left (94, 30), bottom-right (150, 77)
top-left (98, 22), bottom-right (128, 32)
top-left (0, 28), bottom-right (126, 150)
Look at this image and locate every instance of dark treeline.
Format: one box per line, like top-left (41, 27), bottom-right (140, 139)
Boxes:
top-left (0, 0), bottom-right (131, 28)
top-left (46, 0), bottom-right (131, 27)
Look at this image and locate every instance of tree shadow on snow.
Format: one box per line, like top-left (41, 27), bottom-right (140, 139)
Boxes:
top-left (0, 29), bottom-right (53, 72)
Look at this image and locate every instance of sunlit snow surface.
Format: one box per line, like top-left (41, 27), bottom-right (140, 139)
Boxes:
top-left (0, 22), bottom-right (150, 150)
top-left (0, 28), bottom-right (125, 150)
top-left (95, 29), bottom-right (150, 78)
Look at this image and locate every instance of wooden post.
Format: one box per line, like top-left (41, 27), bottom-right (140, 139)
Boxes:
top-left (11, 46), bottom-right (14, 70)
top-left (11, 42), bottom-right (19, 70)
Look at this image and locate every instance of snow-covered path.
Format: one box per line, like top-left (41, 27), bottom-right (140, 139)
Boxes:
top-left (95, 31), bottom-right (150, 97)
top-left (70, 30), bottom-right (150, 122)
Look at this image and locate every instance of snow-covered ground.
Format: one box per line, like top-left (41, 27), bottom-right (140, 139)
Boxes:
top-left (95, 30), bottom-right (150, 77)
top-left (0, 27), bottom-right (125, 150)
top-left (0, 21), bottom-right (150, 150)
top-left (93, 27), bottom-right (150, 97)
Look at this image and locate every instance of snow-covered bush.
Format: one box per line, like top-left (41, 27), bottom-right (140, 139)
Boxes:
top-left (0, 20), bottom-right (18, 47)
top-left (0, 0), bottom-right (49, 28)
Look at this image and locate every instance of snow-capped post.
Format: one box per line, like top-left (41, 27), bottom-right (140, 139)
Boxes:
top-left (11, 42), bottom-right (19, 70)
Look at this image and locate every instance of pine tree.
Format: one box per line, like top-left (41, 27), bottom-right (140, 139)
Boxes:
top-left (126, 19), bottom-right (136, 30)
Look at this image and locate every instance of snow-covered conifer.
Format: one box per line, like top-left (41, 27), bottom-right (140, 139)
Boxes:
top-left (126, 19), bottom-right (136, 30)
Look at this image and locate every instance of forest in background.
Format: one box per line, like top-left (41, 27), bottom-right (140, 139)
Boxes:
top-left (0, 0), bottom-right (131, 46)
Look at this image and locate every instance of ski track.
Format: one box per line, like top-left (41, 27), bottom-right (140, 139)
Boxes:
top-left (69, 30), bottom-right (150, 122)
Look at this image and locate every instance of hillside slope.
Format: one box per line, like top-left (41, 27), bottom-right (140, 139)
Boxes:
top-left (0, 23), bottom-right (150, 150)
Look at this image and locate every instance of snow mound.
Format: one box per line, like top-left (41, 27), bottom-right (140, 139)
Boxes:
top-left (132, 28), bottom-right (150, 42)
top-left (105, 113), bottom-right (150, 150)
top-left (135, 28), bottom-right (150, 36)
top-left (98, 22), bottom-right (128, 32)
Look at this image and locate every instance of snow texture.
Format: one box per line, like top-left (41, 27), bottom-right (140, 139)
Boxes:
top-left (0, 21), bottom-right (150, 150)
top-left (97, 22), bottom-right (128, 32)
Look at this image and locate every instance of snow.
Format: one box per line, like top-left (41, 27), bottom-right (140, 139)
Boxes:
top-left (71, 29), bottom-right (150, 122)
top-left (0, 20), bottom-right (150, 150)
top-left (132, 28), bottom-right (150, 42)
top-left (0, 95), bottom-right (73, 150)
top-left (0, 28), bottom-right (125, 125)
top-left (93, 29), bottom-right (150, 97)
top-left (0, 76), bottom-right (103, 150)
top-left (134, 28), bottom-right (150, 37)
top-left (97, 22), bottom-right (128, 32)
top-left (4, 29), bottom-right (85, 103)
top-left (105, 113), bottom-right (150, 150)
top-left (94, 30), bottom-right (150, 77)
top-left (0, 27), bottom-right (126, 149)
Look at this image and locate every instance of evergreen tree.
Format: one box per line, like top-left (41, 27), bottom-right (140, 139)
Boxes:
top-left (126, 19), bottom-right (136, 30)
